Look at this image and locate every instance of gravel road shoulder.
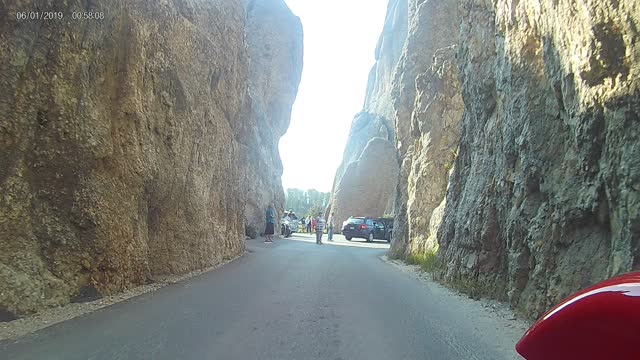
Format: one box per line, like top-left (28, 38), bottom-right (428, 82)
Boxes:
top-left (381, 255), bottom-right (532, 359)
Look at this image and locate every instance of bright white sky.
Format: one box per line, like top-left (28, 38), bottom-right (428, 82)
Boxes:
top-left (280, 0), bottom-right (389, 193)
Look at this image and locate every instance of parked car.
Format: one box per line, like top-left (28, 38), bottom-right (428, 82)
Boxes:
top-left (342, 217), bottom-right (391, 242)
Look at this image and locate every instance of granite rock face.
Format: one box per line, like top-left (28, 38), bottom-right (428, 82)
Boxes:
top-left (328, 0), bottom-right (408, 229)
top-left (436, 0), bottom-right (640, 318)
top-left (389, 0), bottom-right (461, 258)
top-left (384, 0), bottom-right (639, 319)
top-left (0, 0), bottom-right (301, 316)
top-left (390, 46), bottom-right (463, 258)
top-left (331, 138), bottom-right (399, 228)
top-left (392, 0), bottom-right (460, 156)
top-left (244, 0), bottom-right (303, 237)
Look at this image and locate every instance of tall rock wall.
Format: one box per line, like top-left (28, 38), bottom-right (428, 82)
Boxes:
top-left (328, 0), bottom-right (407, 229)
top-left (385, 0), bottom-right (639, 319)
top-left (389, 0), bottom-right (462, 258)
top-left (244, 0), bottom-right (303, 238)
top-left (0, 0), bottom-right (302, 317)
top-left (437, 0), bottom-right (640, 318)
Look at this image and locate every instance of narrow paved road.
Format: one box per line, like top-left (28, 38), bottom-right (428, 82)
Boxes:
top-left (1, 234), bottom-right (523, 360)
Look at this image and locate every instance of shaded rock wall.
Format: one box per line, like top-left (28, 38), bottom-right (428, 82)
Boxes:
top-left (437, 0), bottom-right (640, 318)
top-left (0, 0), bottom-right (301, 316)
top-left (328, 0), bottom-right (408, 229)
top-left (244, 0), bottom-right (303, 237)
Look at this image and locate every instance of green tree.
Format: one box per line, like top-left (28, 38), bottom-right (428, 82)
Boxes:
top-left (285, 188), bottom-right (330, 217)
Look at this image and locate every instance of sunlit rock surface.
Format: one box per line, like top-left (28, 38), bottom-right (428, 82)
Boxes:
top-left (328, 0), bottom-right (408, 229)
top-left (390, 45), bottom-right (463, 258)
top-left (437, 0), bottom-right (640, 318)
top-left (244, 0), bottom-right (303, 237)
top-left (389, 0), bottom-right (461, 258)
top-left (385, 0), bottom-right (639, 319)
top-left (0, 0), bottom-right (301, 316)
top-left (331, 137), bottom-right (399, 227)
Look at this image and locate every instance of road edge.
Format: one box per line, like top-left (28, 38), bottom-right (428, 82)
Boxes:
top-left (0, 252), bottom-right (246, 341)
top-left (380, 254), bottom-right (531, 359)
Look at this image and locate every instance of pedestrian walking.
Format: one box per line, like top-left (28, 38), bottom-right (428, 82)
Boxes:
top-left (315, 212), bottom-right (326, 244)
top-left (327, 211), bottom-right (335, 241)
top-left (265, 204), bottom-right (276, 243)
top-left (306, 215), bottom-right (312, 233)
top-left (311, 216), bottom-right (317, 233)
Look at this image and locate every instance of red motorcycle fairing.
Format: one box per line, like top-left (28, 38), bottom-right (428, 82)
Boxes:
top-left (516, 272), bottom-right (640, 360)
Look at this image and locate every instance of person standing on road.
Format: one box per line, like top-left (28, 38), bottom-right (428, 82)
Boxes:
top-left (311, 216), bottom-right (317, 233)
top-left (315, 212), bottom-right (326, 245)
top-left (327, 212), bottom-right (335, 242)
top-left (265, 204), bottom-right (276, 243)
top-left (306, 215), bottom-right (312, 233)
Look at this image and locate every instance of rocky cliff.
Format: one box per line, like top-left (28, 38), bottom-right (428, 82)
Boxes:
top-left (389, 0), bottom-right (462, 257)
top-left (389, 0), bottom-right (640, 319)
top-left (244, 0), bottom-right (303, 238)
top-left (328, 0), bottom-right (407, 229)
top-left (0, 0), bottom-right (301, 317)
top-left (437, 0), bottom-right (640, 318)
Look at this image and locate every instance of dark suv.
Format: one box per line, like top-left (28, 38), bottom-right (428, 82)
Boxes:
top-left (342, 217), bottom-right (392, 243)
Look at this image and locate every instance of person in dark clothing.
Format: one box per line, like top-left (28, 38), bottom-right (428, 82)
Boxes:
top-left (306, 215), bottom-right (312, 233)
top-left (327, 212), bottom-right (335, 242)
top-left (265, 204), bottom-right (275, 243)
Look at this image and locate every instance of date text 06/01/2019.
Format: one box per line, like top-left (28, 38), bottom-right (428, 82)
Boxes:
top-left (15, 11), bottom-right (105, 20)
top-left (16, 11), bottom-right (63, 20)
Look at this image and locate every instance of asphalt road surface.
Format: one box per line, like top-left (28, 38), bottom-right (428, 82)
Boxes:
top-left (1, 234), bottom-right (523, 360)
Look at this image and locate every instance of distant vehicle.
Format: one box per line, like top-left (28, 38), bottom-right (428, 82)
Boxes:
top-left (281, 211), bottom-right (300, 238)
top-left (516, 271), bottom-right (640, 359)
top-left (341, 217), bottom-right (392, 243)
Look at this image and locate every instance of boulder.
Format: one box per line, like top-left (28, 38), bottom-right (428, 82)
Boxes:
top-left (332, 138), bottom-right (399, 229)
